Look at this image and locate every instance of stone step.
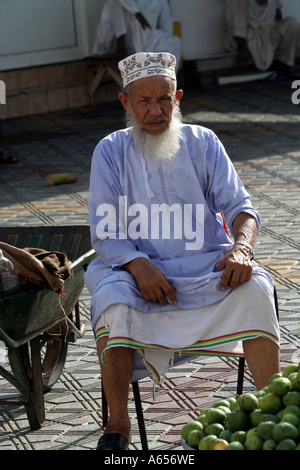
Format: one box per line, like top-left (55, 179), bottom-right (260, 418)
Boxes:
top-left (0, 60), bottom-right (119, 119)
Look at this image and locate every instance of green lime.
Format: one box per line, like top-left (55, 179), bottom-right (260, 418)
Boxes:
top-left (198, 434), bottom-right (217, 450)
top-left (260, 413), bottom-right (280, 424)
top-left (208, 438), bottom-right (229, 450)
top-left (205, 423), bottom-right (224, 437)
top-left (273, 422), bottom-right (299, 442)
top-left (281, 413), bottom-right (300, 428)
top-left (276, 408), bottom-right (285, 420)
top-left (205, 407), bottom-right (226, 424)
top-left (237, 393), bottom-right (259, 412)
top-left (227, 397), bottom-right (237, 405)
top-left (250, 409), bottom-right (264, 427)
top-left (245, 436), bottom-right (264, 450)
top-left (262, 439), bottom-right (277, 450)
top-left (226, 441), bottom-right (245, 450)
top-left (268, 372), bottom-right (282, 387)
top-left (246, 427), bottom-right (258, 440)
top-left (181, 420), bottom-right (203, 441)
top-left (283, 404), bottom-right (300, 418)
top-left (227, 397), bottom-right (239, 410)
top-left (219, 429), bottom-right (232, 442)
top-left (197, 414), bottom-right (207, 425)
top-left (258, 392), bottom-right (282, 414)
top-left (257, 421), bottom-right (276, 440)
top-left (187, 429), bottom-right (205, 448)
top-left (282, 391), bottom-right (300, 407)
top-left (289, 371), bottom-right (300, 392)
top-left (282, 364), bottom-right (300, 378)
top-left (230, 430), bottom-right (246, 444)
top-left (217, 405), bottom-right (231, 415)
top-left (256, 385), bottom-right (269, 397)
top-left (226, 409), bottom-right (249, 432)
top-left (276, 438), bottom-right (297, 450)
top-left (269, 377), bottom-right (292, 396)
top-left (213, 399), bottom-right (231, 408)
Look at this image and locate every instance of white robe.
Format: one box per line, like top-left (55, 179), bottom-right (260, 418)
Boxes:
top-left (225, 0), bottom-right (300, 70)
top-left (84, 124), bottom-right (280, 384)
top-left (92, 0), bottom-right (181, 70)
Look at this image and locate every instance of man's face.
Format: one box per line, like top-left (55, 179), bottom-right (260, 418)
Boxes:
top-left (119, 76), bottom-right (183, 136)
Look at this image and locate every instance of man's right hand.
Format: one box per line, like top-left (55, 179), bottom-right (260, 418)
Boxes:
top-left (123, 257), bottom-right (177, 306)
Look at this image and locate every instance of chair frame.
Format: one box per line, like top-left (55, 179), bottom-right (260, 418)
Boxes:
top-left (101, 287), bottom-right (279, 450)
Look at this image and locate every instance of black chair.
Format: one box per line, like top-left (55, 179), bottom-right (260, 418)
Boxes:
top-left (101, 287), bottom-right (279, 450)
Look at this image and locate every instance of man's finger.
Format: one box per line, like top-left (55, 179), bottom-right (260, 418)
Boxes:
top-left (220, 267), bottom-right (232, 290)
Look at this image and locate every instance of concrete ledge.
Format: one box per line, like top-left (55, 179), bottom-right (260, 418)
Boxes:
top-left (0, 60), bottom-right (123, 119)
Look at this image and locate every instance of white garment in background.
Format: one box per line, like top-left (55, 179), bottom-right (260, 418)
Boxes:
top-left (92, 0), bottom-right (181, 70)
top-left (225, 0), bottom-right (300, 70)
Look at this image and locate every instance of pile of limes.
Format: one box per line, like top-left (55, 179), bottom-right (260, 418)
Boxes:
top-left (181, 363), bottom-right (300, 450)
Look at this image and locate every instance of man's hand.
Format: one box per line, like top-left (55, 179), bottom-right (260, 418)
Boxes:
top-left (217, 246), bottom-right (253, 290)
top-left (217, 212), bottom-right (257, 290)
top-left (135, 12), bottom-right (151, 30)
top-left (123, 257), bottom-right (177, 305)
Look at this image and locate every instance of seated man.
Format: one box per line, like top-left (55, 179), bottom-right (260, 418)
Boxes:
top-left (92, 0), bottom-right (181, 69)
top-left (224, 0), bottom-right (300, 74)
top-left (84, 51), bottom-right (280, 450)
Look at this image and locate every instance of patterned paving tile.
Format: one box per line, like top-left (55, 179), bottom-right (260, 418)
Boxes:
top-left (1, 77), bottom-right (300, 450)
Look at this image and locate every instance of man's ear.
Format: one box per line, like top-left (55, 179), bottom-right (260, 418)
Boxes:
top-left (118, 92), bottom-right (131, 113)
top-left (176, 89), bottom-right (183, 102)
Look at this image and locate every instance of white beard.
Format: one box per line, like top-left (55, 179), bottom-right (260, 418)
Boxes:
top-left (127, 105), bottom-right (182, 161)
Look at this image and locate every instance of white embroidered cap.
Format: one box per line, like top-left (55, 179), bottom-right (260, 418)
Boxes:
top-left (118, 51), bottom-right (176, 88)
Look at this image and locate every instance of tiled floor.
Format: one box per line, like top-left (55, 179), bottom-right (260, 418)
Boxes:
top-left (0, 74), bottom-right (300, 450)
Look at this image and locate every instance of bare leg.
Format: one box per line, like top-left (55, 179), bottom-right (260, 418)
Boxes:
top-left (243, 337), bottom-right (280, 390)
top-left (97, 338), bottom-right (134, 445)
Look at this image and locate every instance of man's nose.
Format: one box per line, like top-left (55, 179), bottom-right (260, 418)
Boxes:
top-left (148, 101), bottom-right (162, 116)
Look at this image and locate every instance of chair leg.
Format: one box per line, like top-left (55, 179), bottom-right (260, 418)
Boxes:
top-left (132, 381), bottom-right (148, 451)
top-left (102, 381), bottom-right (108, 428)
top-left (237, 357), bottom-right (245, 395)
top-left (274, 286), bottom-right (279, 320)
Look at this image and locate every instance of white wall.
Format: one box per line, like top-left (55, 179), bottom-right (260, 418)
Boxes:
top-left (170, 0), bottom-right (226, 60)
top-left (0, 0), bottom-right (105, 71)
top-left (170, 0), bottom-right (300, 60)
top-left (0, 0), bottom-right (299, 70)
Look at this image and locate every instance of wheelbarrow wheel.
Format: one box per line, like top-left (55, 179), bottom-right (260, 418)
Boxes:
top-left (21, 321), bottom-right (68, 392)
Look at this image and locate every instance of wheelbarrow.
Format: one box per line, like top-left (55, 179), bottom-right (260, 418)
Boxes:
top-left (0, 225), bottom-right (96, 430)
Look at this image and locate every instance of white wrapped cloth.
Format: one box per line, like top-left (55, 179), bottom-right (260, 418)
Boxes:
top-left (94, 276), bottom-right (280, 384)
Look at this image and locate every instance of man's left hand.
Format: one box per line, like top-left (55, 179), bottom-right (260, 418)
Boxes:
top-left (217, 246), bottom-right (253, 290)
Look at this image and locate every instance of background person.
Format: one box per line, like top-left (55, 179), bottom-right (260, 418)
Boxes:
top-left (224, 0), bottom-right (300, 75)
top-left (92, 0), bottom-right (181, 69)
